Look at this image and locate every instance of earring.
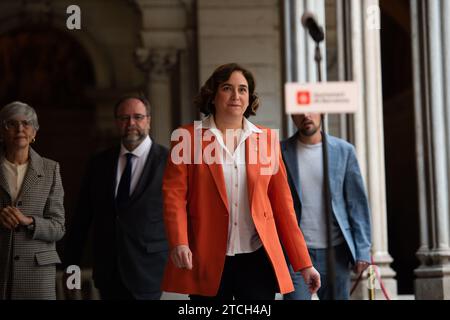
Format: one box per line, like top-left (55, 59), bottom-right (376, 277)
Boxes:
top-left (31, 138), bottom-right (36, 143)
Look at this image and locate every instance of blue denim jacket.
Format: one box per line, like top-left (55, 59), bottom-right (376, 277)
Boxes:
top-left (281, 133), bottom-right (372, 263)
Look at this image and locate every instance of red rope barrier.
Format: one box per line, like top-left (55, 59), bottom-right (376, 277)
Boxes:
top-left (349, 256), bottom-right (391, 300)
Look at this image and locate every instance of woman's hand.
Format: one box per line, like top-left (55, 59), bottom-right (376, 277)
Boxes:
top-left (0, 206), bottom-right (33, 230)
top-left (171, 245), bottom-right (193, 270)
top-left (300, 266), bottom-right (321, 294)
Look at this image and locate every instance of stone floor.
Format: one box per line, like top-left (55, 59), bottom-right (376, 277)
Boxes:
top-left (160, 292), bottom-right (285, 300)
top-left (161, 292), bottom-right (416, 300)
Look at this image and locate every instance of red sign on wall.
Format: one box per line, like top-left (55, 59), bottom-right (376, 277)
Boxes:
top-left (297, 91), bottom-right (311, 105)
top-left (285, 82), bottom-right (359, 114)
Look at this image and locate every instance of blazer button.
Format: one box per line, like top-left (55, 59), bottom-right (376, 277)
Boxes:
top-left (14, 256), bottom-right (20, 261)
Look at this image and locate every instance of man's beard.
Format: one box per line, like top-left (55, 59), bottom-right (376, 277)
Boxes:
top-left (300, 125), bottom-right (319, 137)
top-left (122, 128), bottom-right (147, 144)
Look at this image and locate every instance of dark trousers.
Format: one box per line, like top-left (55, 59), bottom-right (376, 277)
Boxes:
top-left (190, 247), bottom-right (277, 300)
top-left (98, 269), bottom-right (162, 300)
top-left (99, 276), bottom-right (135, 300)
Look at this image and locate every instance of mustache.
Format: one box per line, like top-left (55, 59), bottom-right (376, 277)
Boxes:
top-left (126, 125), bottom-right (140, 130)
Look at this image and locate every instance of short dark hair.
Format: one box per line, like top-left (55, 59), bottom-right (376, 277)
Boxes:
top-left (194, 63), bottom-right (260, 118)
top-left (114, 94), bottom-right (151, 117)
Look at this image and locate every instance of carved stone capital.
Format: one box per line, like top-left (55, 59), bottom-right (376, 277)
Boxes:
top-left (135, 48), bottom-right (178, 80)
top-left (416, 247), bottom-right (450, 266)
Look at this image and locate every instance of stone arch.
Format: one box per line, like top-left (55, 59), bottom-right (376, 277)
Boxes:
top-left (0, 26), bottom-right (95, 107)
top-left (0, 23), bottom-right (100, 230)
top-left (0, 13), bottom-right (114, 90)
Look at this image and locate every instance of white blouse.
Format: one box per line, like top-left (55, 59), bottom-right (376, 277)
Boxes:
top-left (3, 158), bottom-right (29, 203)
top-left (204, 115), bottom-right (263, 256)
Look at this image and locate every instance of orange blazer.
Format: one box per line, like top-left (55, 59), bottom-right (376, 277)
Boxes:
top-left (161, 123), bottom-right (312, 296)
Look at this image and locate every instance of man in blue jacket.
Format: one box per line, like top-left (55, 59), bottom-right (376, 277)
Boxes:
top-left (281, 113), bottom-right (371, 300)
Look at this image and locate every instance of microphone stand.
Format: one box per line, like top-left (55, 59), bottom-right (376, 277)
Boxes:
top-left (314, 41), bottom-right (337, 300)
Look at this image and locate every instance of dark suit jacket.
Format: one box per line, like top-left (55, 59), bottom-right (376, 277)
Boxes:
top-left (64, 141), bottom-right (169, 298)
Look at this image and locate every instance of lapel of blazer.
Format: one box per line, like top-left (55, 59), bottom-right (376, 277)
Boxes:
top-left (17, 147), bottom-right (45, 202)
top-left (324, 133), bottom-right (337, 195)
top-left (246, 132), bottom-right (260, 208)
top-left (283, 133), bottom-right (302, 203)
top-left (129, 142), bottom-right (160, 202)
top-left (0, 154), bottom-right (12, 200)
top-left (203, 129), bottom-right (230, 213)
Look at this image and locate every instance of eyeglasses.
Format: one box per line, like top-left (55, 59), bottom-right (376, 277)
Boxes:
top-left (3, 119), bottom-right (33, 131)
top-left (116, 114), bottom-right (148, 122)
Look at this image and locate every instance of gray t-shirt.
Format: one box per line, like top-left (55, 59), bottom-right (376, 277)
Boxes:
top-left (296, 140), bottom-right (344, 248)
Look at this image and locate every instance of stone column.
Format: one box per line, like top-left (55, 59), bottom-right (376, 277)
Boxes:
top-left (411, 0), bottom-right (450, 300)
top-left (135, 48), bottom-right (178, 147)
top-left (340, 0), bottom-right (397, 299)
top-left (133, 0), bottom-right (193, 147)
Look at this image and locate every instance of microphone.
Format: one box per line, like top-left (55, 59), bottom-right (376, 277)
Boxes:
top-left (301, 12), bottom-right (325, 43)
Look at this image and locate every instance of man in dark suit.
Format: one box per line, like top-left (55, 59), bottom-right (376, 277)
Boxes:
top-left (64, 96), bottom-right (169, 300)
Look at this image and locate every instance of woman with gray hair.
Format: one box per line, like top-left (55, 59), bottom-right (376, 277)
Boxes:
top-left (0, 101), bottom-right (65, 299)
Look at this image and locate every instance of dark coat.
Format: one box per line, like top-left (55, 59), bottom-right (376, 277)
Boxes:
top-left (64, 141), bottom-right (169, 298)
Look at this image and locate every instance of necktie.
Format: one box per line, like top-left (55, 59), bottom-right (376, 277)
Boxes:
top-left (116, 153), bottom-right (133, 207)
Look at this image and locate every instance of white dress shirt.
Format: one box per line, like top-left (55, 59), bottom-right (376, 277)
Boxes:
top-left (203, 115), bottom-right (263, 256)
top-left (2, 158), bottom-right (29, 204)
top-left (115, 135), bottom-right (152, 197)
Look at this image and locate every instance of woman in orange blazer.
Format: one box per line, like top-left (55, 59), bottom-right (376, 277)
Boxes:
top-left (162, 63), bottom-right (320, 299)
